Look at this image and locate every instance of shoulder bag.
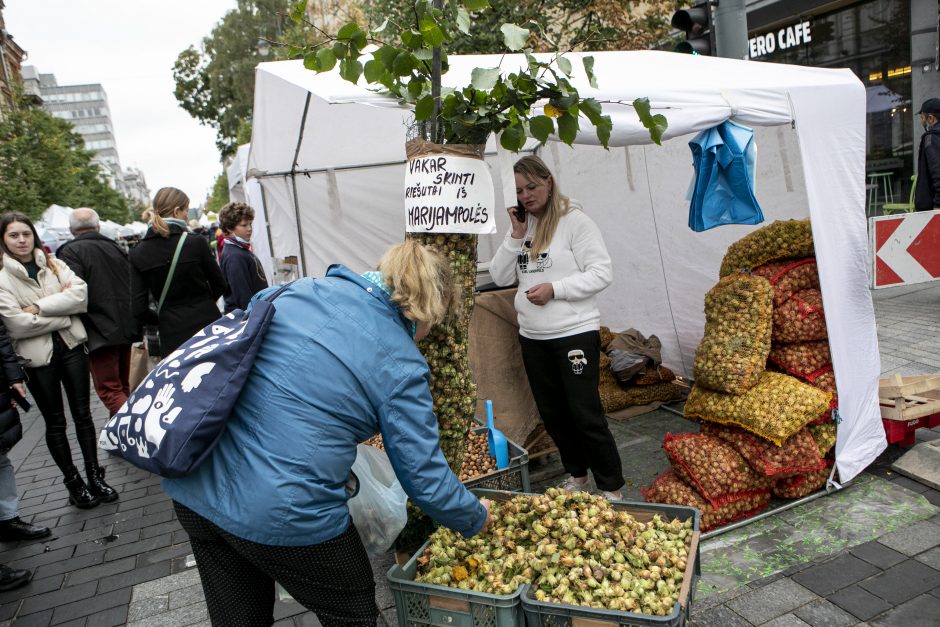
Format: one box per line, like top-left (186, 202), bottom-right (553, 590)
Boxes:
top-left (98, 281), bottom-right (293, 477)
top-left (144, 233), bottom-right (188, 357)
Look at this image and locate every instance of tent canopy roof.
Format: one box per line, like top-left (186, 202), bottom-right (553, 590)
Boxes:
top-left (249, 50), bottom-right (860, 176)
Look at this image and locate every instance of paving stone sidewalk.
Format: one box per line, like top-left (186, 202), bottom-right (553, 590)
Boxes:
top-left (0, 283), bottom-right (938, 626)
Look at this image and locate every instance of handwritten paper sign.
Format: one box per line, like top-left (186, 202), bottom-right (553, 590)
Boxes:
top-left (404, 155), bottom-right (496, 234)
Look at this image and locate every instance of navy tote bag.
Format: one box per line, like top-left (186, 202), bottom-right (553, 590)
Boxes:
top-left (99, 283), bottom-right (292, 477)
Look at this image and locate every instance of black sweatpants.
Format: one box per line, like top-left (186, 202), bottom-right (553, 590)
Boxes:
top-left (174, 502), bottom-right (379, 626)
top-left (519, 330), bottom-right (625, 492)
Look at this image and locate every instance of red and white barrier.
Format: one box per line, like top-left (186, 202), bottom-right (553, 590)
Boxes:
top-left (870, 210), bottom-right (940, 288)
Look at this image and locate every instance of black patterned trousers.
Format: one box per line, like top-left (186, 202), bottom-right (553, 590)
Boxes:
top-left (174, 502), bottom-right (379, 626)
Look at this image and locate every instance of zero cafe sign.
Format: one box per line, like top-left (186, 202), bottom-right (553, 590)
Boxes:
top-left (404, 155), bottom-right (497, 234)
top-left (749, 21), bottom-right (812, 59)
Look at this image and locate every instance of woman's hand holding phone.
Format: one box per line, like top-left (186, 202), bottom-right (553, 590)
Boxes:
top-left (508, 205), bottom-right (527, 239)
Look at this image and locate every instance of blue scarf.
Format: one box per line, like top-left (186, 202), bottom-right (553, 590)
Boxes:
top-left (361, 271), bottom-right (417, 338)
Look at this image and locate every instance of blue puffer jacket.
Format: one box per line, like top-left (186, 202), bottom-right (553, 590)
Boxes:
top-left (163, 265), bottom-right (487, 546)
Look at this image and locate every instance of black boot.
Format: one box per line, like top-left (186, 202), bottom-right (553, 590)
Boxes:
top-left (0, 564), bottom-right (30, 591)
top-left (0, 517), bottom-right (51, 542)
top-left (63, 471), bottom-right (99, 509)
top-left (85, 465), bottom-right (118, 503)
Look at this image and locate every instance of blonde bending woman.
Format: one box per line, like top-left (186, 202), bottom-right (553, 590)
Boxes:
top-left (162, 240), bottom-right (492, 626)
top-left (489, 155), bottom-right (625, 500)
top-left (129, 187), bottom-right (226, 357)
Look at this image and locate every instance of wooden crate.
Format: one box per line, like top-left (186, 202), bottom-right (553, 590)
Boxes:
top-left (879, 374), bottom-right (940, 421)
top-left (879, 374), bottom-right (940, 446)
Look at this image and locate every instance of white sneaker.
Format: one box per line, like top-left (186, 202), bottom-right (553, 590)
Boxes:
top-left (601, 490), bottom-right (623, 502)
top-left (557, 476), bottom-right (591, 492)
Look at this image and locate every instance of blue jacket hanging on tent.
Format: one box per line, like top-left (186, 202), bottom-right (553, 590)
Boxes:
top-left (688, 120), bottom-right (764, 232)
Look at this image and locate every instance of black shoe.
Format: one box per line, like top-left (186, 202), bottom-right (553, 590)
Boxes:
top-left (0, 564), bottom-right (30, 591)
top-left (0, 517), bottom-right (51, 542)
top-left (64, 472), bottom-right (100, 510)
top-left (85, 465), bottom-right (118, 503)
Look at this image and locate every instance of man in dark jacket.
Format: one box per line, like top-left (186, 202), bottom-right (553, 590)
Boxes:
top-left (0, 321), bottom-right (50, 589)
top-left (57, 208), bottom-right (141, 415)
top-left (915, 98), bottom-right (940, 211)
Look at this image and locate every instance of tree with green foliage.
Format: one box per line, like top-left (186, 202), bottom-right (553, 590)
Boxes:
top-left (358, 0), bottom-right (682, 54)
top-left (173, 0), bottom-right (293, 157)
top-left (0, 96), bottom-right (131, 223)
top-left (206, 172), bottom-right (231, 214)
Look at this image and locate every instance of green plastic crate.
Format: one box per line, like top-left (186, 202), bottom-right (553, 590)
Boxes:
top-left (462, 427), bottom-right (530, 493)
top-left (519, 501), bottom-right (702, 627)
top-left (387, 538), bottom-right (525, 627)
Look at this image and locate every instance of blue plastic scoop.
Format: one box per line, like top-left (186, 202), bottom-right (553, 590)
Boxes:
top-left (485, 400), bottom-right (510, 469)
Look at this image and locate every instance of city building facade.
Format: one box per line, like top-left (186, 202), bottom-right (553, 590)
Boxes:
top-left (744, 0), bottom-right (940, 207)
top-left (22, 65), bottom-right (150, 205)
top-left (0, 0), bottom-right (27, 113)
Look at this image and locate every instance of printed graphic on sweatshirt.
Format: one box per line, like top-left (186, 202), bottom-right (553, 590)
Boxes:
top-left (568, 349), bottom-right (587, 374)
top-left (518, 240), bottom-right (552, 273)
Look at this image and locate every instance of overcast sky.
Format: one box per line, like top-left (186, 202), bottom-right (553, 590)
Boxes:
top-left (6, 0), bottom-right (238, 209)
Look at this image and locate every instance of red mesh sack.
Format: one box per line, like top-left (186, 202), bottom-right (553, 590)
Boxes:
top-left (662, 433), bottom-right (770, 508)
top-left (767, 341), bottom-right (831, 379)
top-left (774, 289), bottom-right (827, 343)
top-left (643, 469), bottom-right (771, 532)
top-left (700, 423), bottom-right (826, 478)
top-left (773, 461), bottom-right (832, 499)
top-left (752, 258), bottom-right (820, 306)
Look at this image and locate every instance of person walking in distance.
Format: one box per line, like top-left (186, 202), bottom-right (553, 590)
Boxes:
top-left (915, 98), bottom-right (940, 212)
top-left (0, 212), bottom-right (116, 508)
top-left (130, 188), bottom-right (226, 358)
top-left (489, 155), bottom-right (625, 501)
top-left (57, 208), bottom-right (140, 415)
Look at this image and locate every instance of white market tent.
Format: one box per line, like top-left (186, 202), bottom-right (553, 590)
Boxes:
top-left (246, 50), bottom-right (885, 485)
top-left (226, 143), bottom-right (275, 283)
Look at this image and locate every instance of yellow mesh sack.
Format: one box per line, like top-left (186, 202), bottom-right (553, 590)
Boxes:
top-left (693, 273), bottom-right (774, 394)
top-left (719, 219), bottom-right (814, 277)
top-left (684, 371), bottom-right (832, 446)
top-left (809, 422), bottom-right (837, 457)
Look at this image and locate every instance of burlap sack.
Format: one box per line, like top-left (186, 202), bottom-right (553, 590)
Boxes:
top-left (468, 288), bottom-right (541, 450)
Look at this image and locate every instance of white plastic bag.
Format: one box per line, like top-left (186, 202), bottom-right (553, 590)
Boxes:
top-left (347, 443), bottom-right (408, 555)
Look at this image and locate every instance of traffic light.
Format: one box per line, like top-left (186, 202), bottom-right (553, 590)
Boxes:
top-left (672, 2), bottom-right (713, 55)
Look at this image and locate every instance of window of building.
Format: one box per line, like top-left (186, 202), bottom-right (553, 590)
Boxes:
top-left (750, 0), bottom-right (913, 203)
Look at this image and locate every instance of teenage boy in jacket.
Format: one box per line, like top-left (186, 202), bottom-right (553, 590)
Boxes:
top-left (57, 208), bottom-right (140, 415)
top-left (217, 202), bottom-right (269, 313)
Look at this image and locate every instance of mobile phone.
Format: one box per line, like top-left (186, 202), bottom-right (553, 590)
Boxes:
top-left (513, 206), bottom-right (526, 222)
top-left (12, 392), bottom-right (30, 413)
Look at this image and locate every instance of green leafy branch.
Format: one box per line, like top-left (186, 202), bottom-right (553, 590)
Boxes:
top-left (288, 0), bottom-right (667, 149)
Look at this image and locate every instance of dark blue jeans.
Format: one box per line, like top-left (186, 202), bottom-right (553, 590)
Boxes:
top-left (26, 340), bottom-right (98, 475)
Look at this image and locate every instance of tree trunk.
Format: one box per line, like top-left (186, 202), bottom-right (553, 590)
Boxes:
top-left (395, 139), bottom-right (483, 554)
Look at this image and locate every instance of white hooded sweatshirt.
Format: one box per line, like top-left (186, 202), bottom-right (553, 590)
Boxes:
top-left (489, 204), bottom-right (612, 340)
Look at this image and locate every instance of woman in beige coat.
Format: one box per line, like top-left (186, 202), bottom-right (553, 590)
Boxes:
top-left (0, 213), bottom-right (116, 508)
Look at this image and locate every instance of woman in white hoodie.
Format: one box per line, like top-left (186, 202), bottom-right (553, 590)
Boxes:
top-left (0, 213), bottom-right (116, 509)
top-left (489, 155), bottom-right (625, 500)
